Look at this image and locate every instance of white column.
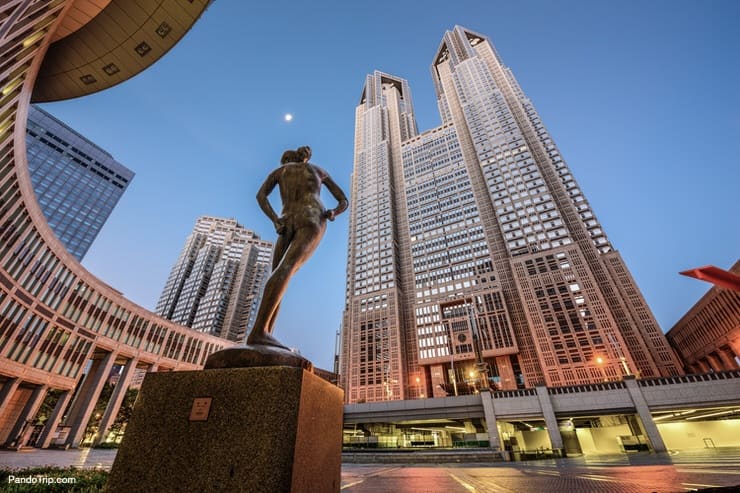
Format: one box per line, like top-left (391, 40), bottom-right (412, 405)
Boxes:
top-left (535, 385), bottom-right (564, 453)
top-left (623, 376), bottom-right (667, 453)
top-left (479, 390), bottom-right (502, 451)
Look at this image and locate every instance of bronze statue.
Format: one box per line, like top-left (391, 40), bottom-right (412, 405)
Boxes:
top-left (246, 146), bottom-right (348, 349)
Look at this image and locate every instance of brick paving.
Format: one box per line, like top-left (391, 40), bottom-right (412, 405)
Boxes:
top-left (1, 448), bottom-right (739, 492)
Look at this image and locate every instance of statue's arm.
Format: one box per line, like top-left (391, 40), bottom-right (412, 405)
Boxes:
top-left (322, 174), bottom-right (349, 221)
top-left (257, 169), bottom-right (284, 232)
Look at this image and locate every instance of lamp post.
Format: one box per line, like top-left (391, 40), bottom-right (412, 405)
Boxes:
top-left (595, 356), bottom-right (607, 382)
top-left (468, 299), bottom-right (490, 390)
top-left (446, 321), bottom-right (459, 396)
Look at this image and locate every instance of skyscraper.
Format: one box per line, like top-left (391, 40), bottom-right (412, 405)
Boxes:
top-left (156, 216), bottom-right (273, 342)
top-left (341, 26), bottom-right (682, 403)
top-left (25, 105), bottom-right (134, 261)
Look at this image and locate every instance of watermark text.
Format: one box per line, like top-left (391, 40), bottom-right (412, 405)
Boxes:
top-left (7, 474), bottom-right (77, 485)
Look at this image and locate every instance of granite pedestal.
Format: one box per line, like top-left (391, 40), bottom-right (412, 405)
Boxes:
top-left (107, 367), bottom-right (343, 493)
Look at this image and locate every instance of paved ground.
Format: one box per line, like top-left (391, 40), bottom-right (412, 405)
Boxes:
top-left (1, 448), bottom-right (739, 492)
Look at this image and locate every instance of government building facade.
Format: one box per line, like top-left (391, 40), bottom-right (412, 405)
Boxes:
top-left (0, 0), bottom-right (233, 449)
top-left (340, 26), bottom-right (682, 404)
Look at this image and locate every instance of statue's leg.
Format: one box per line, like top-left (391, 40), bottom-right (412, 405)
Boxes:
top-left (247, 223), bottom-right (325, 347)
top-left (264, 232), bottom-right (289, 335)
top-left (246, 230), bottom-right (290, 345)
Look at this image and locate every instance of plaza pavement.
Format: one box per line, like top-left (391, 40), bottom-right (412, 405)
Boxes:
top-left (1, 448), bottom-right (739, 492)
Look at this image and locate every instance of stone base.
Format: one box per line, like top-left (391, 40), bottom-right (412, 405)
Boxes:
top-left (107, 367), bottom-right (344, 493)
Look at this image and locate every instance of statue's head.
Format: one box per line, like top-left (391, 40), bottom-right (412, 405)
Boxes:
top-left (280, 150), bottom-right (299, 164)
top-left (296, 146), bottom-right (312, 162)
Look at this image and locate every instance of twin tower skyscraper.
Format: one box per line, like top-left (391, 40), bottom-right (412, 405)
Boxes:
top-left (339, 26), bottom-right (682, 403)
top-left (155, 26), bottom-right (681, 403)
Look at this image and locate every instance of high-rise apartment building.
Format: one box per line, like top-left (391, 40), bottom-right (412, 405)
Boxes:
top-left (341, 26), bottom-right (682, 403)
top-left (156, 216), bottom-right (273, 342)
top-left (25, 105), bottom-right (134, 261)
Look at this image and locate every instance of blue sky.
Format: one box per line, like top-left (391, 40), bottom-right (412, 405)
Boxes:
top-left (42, 1), bottom-right (739, 370)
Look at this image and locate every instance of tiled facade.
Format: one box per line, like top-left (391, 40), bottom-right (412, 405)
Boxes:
top-left (156, 216), bottom-right (273, 343)
top-left (340, 26), bottom-right (682, 404)
top-left (667, 261), bottom-right (740, 373)
top-left (0, 0), bottom-right (230, 449)
top-left (25, 104), bottom-right (134, 261)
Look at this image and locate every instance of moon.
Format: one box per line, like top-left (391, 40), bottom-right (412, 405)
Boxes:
top-left (284, 113), bottom-right (293, 122)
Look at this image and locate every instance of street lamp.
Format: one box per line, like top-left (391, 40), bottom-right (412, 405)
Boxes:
top-left (445, 321), bottom-right (459, 396)
top-left (467, 299), bottom-right (490, 390)
top-left (595, 356), bottom-right (607, 382)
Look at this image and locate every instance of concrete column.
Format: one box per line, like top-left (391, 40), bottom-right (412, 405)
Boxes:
top-left (0, 378), bottom-right (21, 420)
top-left (696, 358), bottom-right (711, 373)
top-left (715, 348), bottom-right (738, 370)
top-left (534, 385), bottom-right (563, 452)
top-left (63, 351), bottom-right (116, 448)
top-left (705, 353), bottom-right (723, 372)
top-left (92, 358), bottom-right (138, 446)
top-left (623, 376), bottom-right (667, 453)
top-left (728, 338), bottom-right (740, 361)
top-left (479, 390), bottom-right (502, 451)
top-left (36, 390), bottom-right (73, 449)
top-left (3, 384), bottom-right (48, 448)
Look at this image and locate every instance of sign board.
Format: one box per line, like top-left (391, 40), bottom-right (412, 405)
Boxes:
top-left (189, 397), bottom-right (212, 421)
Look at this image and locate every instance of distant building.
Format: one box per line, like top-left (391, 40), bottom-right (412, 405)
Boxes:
top-left (25, 105), bottom-right (134, 261)
top-left (156, 216), bottom-right (273, 342)
top-left (341, 26), bottom-right (682, 403)
top-left (666, 261), bottom-right (740, 373)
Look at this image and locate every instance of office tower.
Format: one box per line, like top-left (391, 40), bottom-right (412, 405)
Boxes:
top-left (666, 261), bottom-right (740, 373)
top-left (25, 105), bottom-right (134, 261)
top-left (341, 26), bottom-right (682, 403)
top-left (156, 216), bottom-right (273, 342)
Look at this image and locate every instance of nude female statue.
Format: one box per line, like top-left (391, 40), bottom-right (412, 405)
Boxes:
top-left (247, 146), bottom-right (348, 349)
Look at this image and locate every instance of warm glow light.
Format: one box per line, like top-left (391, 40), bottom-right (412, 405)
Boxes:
top-left (596, 357), bottom-right (604, 364)
top-left (685, 408), bottom-right (739, 420)
top-left (284, 113), bottom-right (293, 122)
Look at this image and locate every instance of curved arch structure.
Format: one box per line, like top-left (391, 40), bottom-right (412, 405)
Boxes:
top-left (0, 0), bottom-right (234, 449)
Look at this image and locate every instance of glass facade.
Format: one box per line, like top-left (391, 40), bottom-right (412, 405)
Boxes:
top-left (25, 105), bottom-right (134, 261)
